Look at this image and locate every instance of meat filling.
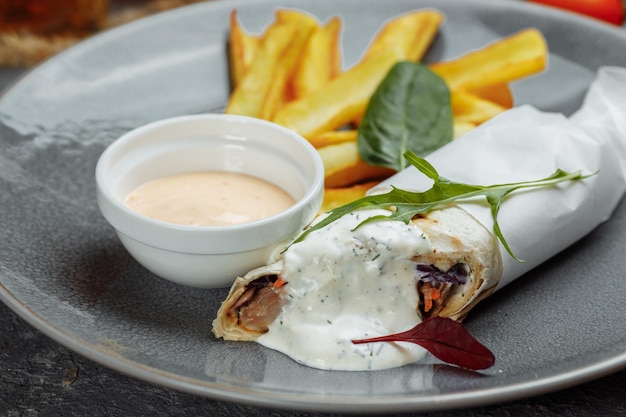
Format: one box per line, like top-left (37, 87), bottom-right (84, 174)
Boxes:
top-left (228, 275), bottom-right (288, 333)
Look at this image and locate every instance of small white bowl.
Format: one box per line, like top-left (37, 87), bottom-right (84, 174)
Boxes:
top-left (95, 114), bottom-right (324, 287)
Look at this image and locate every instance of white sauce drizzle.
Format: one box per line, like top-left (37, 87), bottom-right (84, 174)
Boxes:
top-left (257, 209), bottom-right (433, 371)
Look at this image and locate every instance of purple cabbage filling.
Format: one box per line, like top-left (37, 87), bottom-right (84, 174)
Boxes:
top-left (416, 263), bottom-right (468, 285)
top-left (247, 274), bottom-right (279, 290)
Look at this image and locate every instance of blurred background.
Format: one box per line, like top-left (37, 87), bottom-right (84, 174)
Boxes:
top-left (0, 0), bottom-right (624, 67)
top-left (0, 0), bottom-right (205, 66)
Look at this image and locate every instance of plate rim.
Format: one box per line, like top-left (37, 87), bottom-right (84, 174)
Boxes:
top-left (2, 285), bottom-right (625, 413)
top-left (1, 0), bottom-right (626, 412)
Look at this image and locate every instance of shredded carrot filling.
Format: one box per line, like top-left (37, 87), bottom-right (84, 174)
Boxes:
top-left (422, 284), bottom-right (441, 312)
top-left (273, 277), bottom-right (287, 287)
top-left (431, 287), bottom-right (441, 301)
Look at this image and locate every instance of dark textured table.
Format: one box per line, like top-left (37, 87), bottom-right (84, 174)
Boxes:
top-left (2, 52), bottom-right (626, 417)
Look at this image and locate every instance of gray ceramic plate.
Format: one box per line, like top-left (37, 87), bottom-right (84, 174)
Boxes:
top-left (1, 0), bottom-right (626, 413)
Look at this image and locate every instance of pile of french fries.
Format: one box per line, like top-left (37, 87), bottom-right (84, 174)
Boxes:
top-left (225, 8), bottom-right (548, 211)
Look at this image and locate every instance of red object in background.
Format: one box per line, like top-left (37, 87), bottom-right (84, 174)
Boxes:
top-left (0, 0), bottom-right (108, 35)
top-left (530, 0), bottom-right (625, 25)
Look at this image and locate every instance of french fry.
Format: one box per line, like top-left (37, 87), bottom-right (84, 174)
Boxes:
top-left (272, 48), bottom-right (403, 139)
top-left (321, 181), bottom-right (379, 212)
top-left (291, 16), bottom-right (342, 100)
top-left (309, 129), bottom-right (357, 149)
top-left (260, 10), bottom-right (318, 119)
top-left (453, 120), bottom-right (476, 139)
top-left (325, 159), bottom-right (394, 188)
top-left (452, 91), bottom-right (507, 125)
top-left (318, 141), bottom-right (360, 177)
top-left (226, 13), bottom-right (315, 119)
top-left (469, 83), bottom-right (513, 108)
top-left (225, 22), bottom-right (296, 117)
top-left (362, 10), bottom-right (444, 62)
top-left (351, 113), bottom-right (363, 129)
top-left (274, 9), bottom-right (319, 27)
top-left (430, 28), bottom-right (547, 91)
top-left (228, 10), bottom-right (259, 87)
top-left (318, 141), bottom-right (394, 188)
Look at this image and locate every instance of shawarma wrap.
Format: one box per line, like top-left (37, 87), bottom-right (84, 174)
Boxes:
top-left (211, 67), bottom-right (626, 371)
top-left (212, 204), bottom-right (502, 369)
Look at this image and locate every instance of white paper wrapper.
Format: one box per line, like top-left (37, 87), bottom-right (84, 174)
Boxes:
top-left (370, 66), bottom-right (626, 289)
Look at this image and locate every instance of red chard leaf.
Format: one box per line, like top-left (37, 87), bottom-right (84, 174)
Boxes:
top-left (351, 316), bottom-right (495, 370)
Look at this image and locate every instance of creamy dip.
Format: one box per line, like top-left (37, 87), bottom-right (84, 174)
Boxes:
top-left (257, 209), bottom-right (432, 371)
top-left (124, 171), bottom-right (295, 226)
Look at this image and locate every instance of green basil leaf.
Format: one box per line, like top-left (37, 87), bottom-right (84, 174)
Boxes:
top-left (357, 61), bottom-right (453, 172)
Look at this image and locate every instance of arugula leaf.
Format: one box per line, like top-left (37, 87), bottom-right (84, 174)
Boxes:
top-left (357, 62), bottom-right (453, 172)
top-left (290, 151), bottom-right (592, 261)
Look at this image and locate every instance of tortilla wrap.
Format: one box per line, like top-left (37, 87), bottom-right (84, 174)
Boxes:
top-left (212, 204), bottom-right (503, 342)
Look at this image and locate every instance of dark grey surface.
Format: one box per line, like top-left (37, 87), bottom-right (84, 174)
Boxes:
top-left (1, 0), bottom-right (626, 415)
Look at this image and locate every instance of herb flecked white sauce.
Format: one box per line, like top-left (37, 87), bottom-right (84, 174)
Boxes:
top-left (257, 209), bottom-right (432, 371)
